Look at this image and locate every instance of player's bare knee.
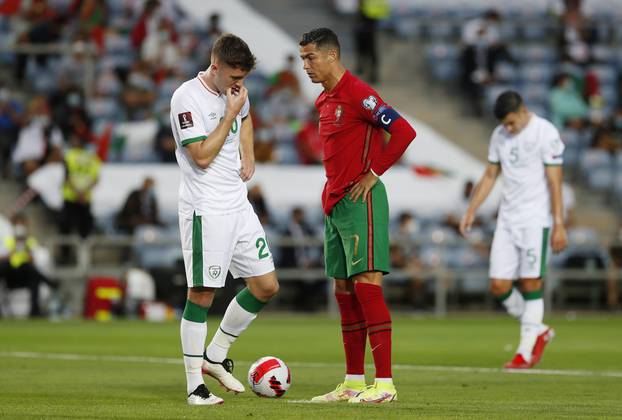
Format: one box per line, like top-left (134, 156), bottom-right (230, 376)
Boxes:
top-left (334, 279), bottom-right (351, 294)
top-left (247, 272), bottom-right (279, 301)
top-left (520, 277), bottom-right (542, 292)
top-left (262, 278), bottom-right (279, 299)
top-left (187, 287), bottom-right (216, 307)
top-left (490, 279), bottom-right (512, 296)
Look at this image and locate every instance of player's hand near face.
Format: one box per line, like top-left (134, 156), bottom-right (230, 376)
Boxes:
top-left (551, 223), bottom-right (568, 253)
top-left (225, 85), bottom-right (247, 118)
top-left (349, 171), bottom-right (378, 202)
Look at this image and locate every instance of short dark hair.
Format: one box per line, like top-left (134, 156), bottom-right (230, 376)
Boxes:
top-left (494, 90), bottom-right (523, 120)
top-left (211, 34), bottom-right (256, 72)
top-left (299, 28), bottom-right (340, 57)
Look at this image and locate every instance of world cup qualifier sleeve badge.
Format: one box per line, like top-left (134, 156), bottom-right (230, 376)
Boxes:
top-left (178, 112), bottom-right (194, 129)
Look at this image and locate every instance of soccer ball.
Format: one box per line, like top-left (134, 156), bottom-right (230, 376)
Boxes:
top-left (247, 356), bottom-right (291, 398)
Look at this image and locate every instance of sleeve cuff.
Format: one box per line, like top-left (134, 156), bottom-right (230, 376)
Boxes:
top-left (181, 135), bottom-right (207, 146)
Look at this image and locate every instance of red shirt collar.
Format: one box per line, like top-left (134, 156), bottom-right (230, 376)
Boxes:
top-left (324, 70), bottom-right (351, 97)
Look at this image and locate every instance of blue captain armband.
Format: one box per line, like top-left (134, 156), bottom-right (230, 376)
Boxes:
top-left (373, 105), bottom-right (401, 130)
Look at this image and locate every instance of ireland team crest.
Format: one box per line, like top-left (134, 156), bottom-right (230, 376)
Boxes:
top-left (208, 265), bottom-right (221, 279)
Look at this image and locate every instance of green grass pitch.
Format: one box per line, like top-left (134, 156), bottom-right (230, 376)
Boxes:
top-left (1, 314), bottom-right (621, 419)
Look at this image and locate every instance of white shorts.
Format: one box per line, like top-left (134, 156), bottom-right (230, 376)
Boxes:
top-left (489, 224), bottom-right (551, 280)
top-left (179, 206), bottom-right (275, 288)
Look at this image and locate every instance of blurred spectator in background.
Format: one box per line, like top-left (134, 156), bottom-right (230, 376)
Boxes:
top-left (590, 127), bottom-right (619, 154)
top-left (0, 84), bottom-right (24, 178)
top-left (72, 0), bottom-right (109, 51)
top-left (392, 212), bottom-right (420, 261)
top-left (608, 106), bottom-right (622, 139)
top-left (131, 0), bottom-right (160, 50)
top-left (353, 0), bottom-right (390, 84)
top-left (269, 54), bottom-right (300, 96)
top-left (0, 213), bottom-right (57, 317)
top-left (549, 73), bottom-right (590, 129)
top-left (390, 215), bottom-right (427, 308)
top-left (57, 39), bottom-right (92, 90)
top-left (13, 0), bottom-right (63, 84)
top-left (556, 0), bottom-right (594, 66)
top-left (460, 9), bottom-right (513, 112)
top-left (121, 61), bottom-right (156, 120)
top-left (141, 17), bottom-right (180, 77)
top-left (197, 12), bottom-right (223, 69)
top-left (115, 176), bottom-right (163, 234)
top-left (296, 109), bottom-right (322, 164)
top-left (58, 135), bottom-right (100, 259)
top-left (445, 179), bottom-right (481, 233)
top-left (248, 184), bottom-right (271, 226)
top-left (562, 183), bottom-right (576, 228)
top-left (280, 207), bottom-right (320, 269)
top-left (12, 96), bottom-right (63, 179)
top-left (48, 76), bottom-right (91, 142)
top-left (154, 124), bottom-right (176, 162)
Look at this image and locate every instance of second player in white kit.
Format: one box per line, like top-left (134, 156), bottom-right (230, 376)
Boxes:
top-left (460, 91), bottom-right (567, 370)
top-left (169, 34), bottom-right (279, 406)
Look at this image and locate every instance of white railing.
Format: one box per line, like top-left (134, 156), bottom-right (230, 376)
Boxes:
top-left (39, 234), bottom-right (621, 316)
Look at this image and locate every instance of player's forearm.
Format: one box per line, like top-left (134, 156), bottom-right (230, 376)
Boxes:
top-left (370, 119), bottom-right (416, 175)
top-left (466, 173), bottom-right (496, 215)
top-left (190, 115), bottom-right (236, 168)
top-left (546, 166), bottom-right (565, 225)
top-left (239, 117), bottom-right (254, 161)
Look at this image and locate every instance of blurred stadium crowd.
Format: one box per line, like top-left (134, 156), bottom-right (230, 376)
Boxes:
top-left (0, 0), bottom-right (620, 318)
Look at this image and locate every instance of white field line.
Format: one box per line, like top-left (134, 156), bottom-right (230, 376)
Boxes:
top-left (1, 351), bottom-right (621, 379)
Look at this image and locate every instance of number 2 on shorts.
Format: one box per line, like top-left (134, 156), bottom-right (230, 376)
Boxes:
top-left (255, 237), bottom-right (270, 260)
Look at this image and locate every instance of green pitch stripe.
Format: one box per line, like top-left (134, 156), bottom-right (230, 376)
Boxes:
top-left (539, 227), bottom-right (550, 278)
top-left (181, 135), bottom-right (207, 146)
top-left (192, 212), bottom-right (203, 287)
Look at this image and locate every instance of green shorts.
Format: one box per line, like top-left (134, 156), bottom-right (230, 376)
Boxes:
top-left (324, 180), bottom-right (390, 279)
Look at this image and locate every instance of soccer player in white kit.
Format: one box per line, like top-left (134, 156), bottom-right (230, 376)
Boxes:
top-left (170, 34), bottom-right (279, 405)
top-left (460, 91), bottom-right (568, 369)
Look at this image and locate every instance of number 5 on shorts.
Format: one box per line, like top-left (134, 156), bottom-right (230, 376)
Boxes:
top-left (255, 237), bottom-right (270, 260)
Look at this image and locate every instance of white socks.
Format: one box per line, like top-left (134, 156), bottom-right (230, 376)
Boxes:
top-left (517, 298), bottom-right (545, 362)
top-left (180, 318), bottom-right (207, 394)
top-left (501, 288), bottom-right (525, 319)
top-left (205, 297), bottom-right (257, 362)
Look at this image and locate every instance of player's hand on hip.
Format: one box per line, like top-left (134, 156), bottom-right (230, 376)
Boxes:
top-left (551, 223), bottom-right (568, 253)
top-left (459, 212), bottom-right (474, 237)
top-left (225, 85), bottom-right (248, 117)
top-left (349, 171), bottom-right (378, 203)
top-left (240, 155), bottom-right (255, 182)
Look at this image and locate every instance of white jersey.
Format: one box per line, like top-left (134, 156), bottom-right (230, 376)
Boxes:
top-left (170, 72), bottom-right (251, 218)
top-left (488, 113), bottom-right (564, 228)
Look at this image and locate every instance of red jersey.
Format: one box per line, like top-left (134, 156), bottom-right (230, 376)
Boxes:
top-left (316, 70), bottom-right (414, 215)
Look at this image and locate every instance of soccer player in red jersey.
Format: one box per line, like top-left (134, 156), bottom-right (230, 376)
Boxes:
top-left (299, 27), bottom-right (417, 404)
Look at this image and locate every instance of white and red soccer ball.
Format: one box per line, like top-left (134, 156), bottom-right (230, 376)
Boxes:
top-left (247, 356), bottom-right (291, 398)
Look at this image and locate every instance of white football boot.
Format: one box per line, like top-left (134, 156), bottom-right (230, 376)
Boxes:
top-left (187, 384), bottom-right (224, 405)
top-left (202, 354), bottom-right (245, 394)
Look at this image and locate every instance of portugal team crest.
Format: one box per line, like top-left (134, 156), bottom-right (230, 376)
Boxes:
top-left (208, 265), bottom-right (221, 279)
top-left (335, 105), bottom-right (343, 122)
